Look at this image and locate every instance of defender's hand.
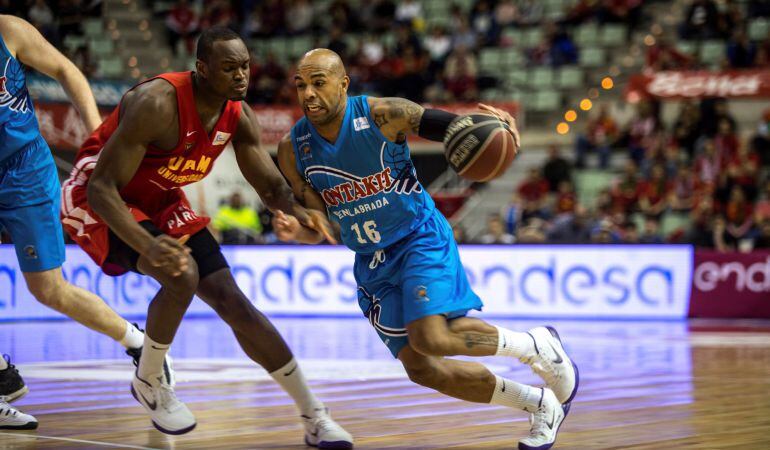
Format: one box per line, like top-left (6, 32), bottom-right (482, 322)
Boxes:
top-left (305, 209), bottom-right (337, 244)
top-left (273, 210), bottom-right (302, 242)
top-left (144, 234), bottom-right (191, 277)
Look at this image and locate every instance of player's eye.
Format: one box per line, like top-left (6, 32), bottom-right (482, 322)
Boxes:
top-left (314, 81), bottom-right (325, 87)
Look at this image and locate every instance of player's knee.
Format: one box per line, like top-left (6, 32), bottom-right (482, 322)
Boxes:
top-left (403, 362), bottom-right (445, 390)
top-left (158, 261), bottom-right (199, 302)
top-left (29, 280), bottom-right (64, 309)
top-left (211, 290), bottom-right (255, 328)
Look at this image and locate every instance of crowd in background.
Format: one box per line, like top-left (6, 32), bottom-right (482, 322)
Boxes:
top-left (465, 99), bottom-right (770, 251)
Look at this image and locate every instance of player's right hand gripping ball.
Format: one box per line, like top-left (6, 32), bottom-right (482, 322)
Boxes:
top-left (443, 113), bottom-right (517, 182)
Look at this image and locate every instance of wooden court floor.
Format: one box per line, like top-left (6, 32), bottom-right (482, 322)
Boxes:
top-left (1, 319), bottom-right (770, 449)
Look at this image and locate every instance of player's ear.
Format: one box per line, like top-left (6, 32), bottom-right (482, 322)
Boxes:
top-left (341, 75), bottom-right (350, 93)
top-left (196, 59), bottom-right (207, 79)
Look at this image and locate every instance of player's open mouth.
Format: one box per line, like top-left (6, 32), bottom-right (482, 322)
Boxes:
top-left (306, 105), bottom-right (324, 113)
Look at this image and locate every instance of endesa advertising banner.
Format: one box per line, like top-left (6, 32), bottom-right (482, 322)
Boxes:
top-left (0, 245), bottom-right (692, 321)
top-left (626, 70), bottom-right (770, 99)
top-left (690, 250), bottom-right (770, 319)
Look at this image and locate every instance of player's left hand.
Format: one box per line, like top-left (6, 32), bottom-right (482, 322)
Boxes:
top-left (478, 103), bottom-right (520, 152)
top-left (305, 209), bottom-right (338, 244)
top-left (273, 210), bottom-right (302, 242)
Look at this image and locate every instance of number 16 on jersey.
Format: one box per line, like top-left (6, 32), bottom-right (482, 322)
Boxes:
top-left (351, 220), bottom-right (381, 244)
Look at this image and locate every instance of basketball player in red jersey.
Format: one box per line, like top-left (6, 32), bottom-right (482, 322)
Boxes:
top-left (61, 28), bottom-right (353, 448)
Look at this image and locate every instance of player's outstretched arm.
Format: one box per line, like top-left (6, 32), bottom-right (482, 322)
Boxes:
top-left (367, 97), bottom-right (520, 150)
top-left (88, 82), bottom-right (189, 274)
top-left (0, 15), bottom-right (101, 132)
top-left (274, 133), bottom-right (342, 244)
top-left (233, 105), bottom-right (336, 243)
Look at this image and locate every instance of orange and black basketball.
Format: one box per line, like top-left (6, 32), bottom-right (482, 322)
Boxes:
top-left (443, 113), bottom-right (517, 182)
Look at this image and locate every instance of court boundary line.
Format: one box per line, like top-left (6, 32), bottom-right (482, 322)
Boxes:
top-left (0, 432), bottom-right (161, 449)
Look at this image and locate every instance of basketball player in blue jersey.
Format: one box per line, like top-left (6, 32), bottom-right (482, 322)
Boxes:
top-left (273, 49), bottom-right (579, 450)
top-left (0, 15), bottom-right (172, 429)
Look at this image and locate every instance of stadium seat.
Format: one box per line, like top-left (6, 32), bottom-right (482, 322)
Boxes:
top-left (748, 18), bottom-right (770, 41)
top-left (676, 40), bottom-right (697, 57)
top-left (579, 47), bottom-right (605, 67)
top-left (600, 24), bottom-right (627, 47)
top-left (529, 90), bottom-right (561, 112)
top-left (557, 66), bottom-right (584, 89)
top-left (82, 19), bottom-right (103, 38)
top-left (575, 23), bottom-right (600, 46)
top-left (502, 29), bottom-right (524, 46)
top-left (504, 69), bottom-right (528, 88)
top-left (99, 57), bottom-right (124, 79)
top-left (575, 170), bottom-right (615, 206)
top-left (529, 67), bottom-right (554, 89)
top-left (501, 48), bottom-right (525, 68)
top-left (699, 40), bottom-right (725, 66)
top-left (479, 48), bottom-right (505, 73)
top-left (89, 38), bottom-right (114, 58)
top-left (63, 35), bottom-right (87, 51)
top-left (523, 28), bottom-right (544, 48)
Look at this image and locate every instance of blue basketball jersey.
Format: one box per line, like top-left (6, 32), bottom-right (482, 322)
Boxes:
top-left (291, 95), bottom-right (435, 253)
top-left (0, 31), bottom-right (39, 164)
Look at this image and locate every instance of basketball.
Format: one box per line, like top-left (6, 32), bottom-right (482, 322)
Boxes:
top-left (443, 113), bottom-right (517, 182)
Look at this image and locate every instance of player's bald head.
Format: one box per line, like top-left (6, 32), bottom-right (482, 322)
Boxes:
top-left (297, 49), bottom-right (346, 79)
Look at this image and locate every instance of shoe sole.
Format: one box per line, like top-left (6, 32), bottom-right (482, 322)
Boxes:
top-left (4, 385), bottom-right (28, 404)
top-left (305, 435), bottom-right (354, 449)
top-left (130, 384), bottom-right (196, 435)
top-left (517, 407), bottom-right (567, 450)
top-left (0, 420), bottom-right (38, 430)
top-left (545, 326), bottom-right (580, 404)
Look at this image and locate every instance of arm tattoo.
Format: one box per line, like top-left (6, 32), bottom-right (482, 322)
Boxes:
top-left (379, 98), bottom-right (424, 134)
top-left (463, 333), bottom-right (498, 350)
top-left (300, 183), bottom-right (311, 205)
top-left (374, 113), bottom-right (389, 128)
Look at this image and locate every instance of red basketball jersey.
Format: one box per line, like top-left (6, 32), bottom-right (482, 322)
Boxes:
top-left (62, 71), bottom-right (242, 273)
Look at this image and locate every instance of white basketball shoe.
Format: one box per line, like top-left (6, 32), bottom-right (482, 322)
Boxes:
top-left (0, 401), bottom-right (38, 430)
top-left (130, 371), bottom-right (196, 435)
top-left (302, 407), bottom-right (354, 449)
top-left (518, 388), bottom-right (566, 450)
top-left (523, 326), bottom-right (579, 404)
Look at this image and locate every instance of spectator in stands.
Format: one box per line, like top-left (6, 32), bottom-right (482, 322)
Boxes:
top-left (370, 0), bottom-right (397, 33)
top-left (330, 0), bottom-right (361, 32)
top-left (516, 0), bottom-right (543, 26)
top-left (699, 97), bottom-right (735, 138)
top-left (599, 0), bottom-right (643, 33)
top-left (688, 196), bottom-right (717, 247)
top-left (517, 218), bottom-right (548, 243)
top-left (424, 25), bottom-right (452, 75)
top-left (638, 163), bottom-right (672, 219)
top-left (750, 0), bottom-right (770, 17)
top-left (754, 179), bottom-right (770, 222)
top-left (72, 44), bottom-right (97, 78)
top-left (727, 28), bottom-right (756, 68)
top-left (553, 181), bottom-right (578, 216)
top-left (395, 0), bottom-right (422, 25)
top-left (213, 192), bottom-right (263, 245)
top-left (670, 164), bottom-right (699, 212)
top-left (712, 215), bottom-right (732, 251)
top-left (751, 108), bottom-right (770, 167)
top-left (547, 205), bottom-right (591, 244)
top-left (247, 51), bottom-right (286, 104)
top-left (391, 45), bottom-right (427, 102)
top-left (502, 192), bottom-right (520, 235)
top-left (0, 0), bottom-right (25, 16)
top-left (563, 0), bottom-right (599, 25)
top-left (590, 219), bottom-right (620, 244)
top-left (726, 144), bottom-right (760, 201)
top-left (575, 104), bottom-right (618, 169)
top-left (326, 26), bottom-right (349, 61)
top-left (453, 225), bottom-right (468, 245)
top-left (28, 0), bottom-right (57, 43)
top-left (722, 185), bottom-right (754, 247)
top-left (693, 138), bottom-right (721, 187)
top-left (610, 160), bottom-right (640, 214)
top-left (470, 0), bottom-right (499, 46)
top-left (543, 145), bottom-right (572, 193)
top-left (624, 99), bottom-right (661, 165)
top-left (547, 22), bottom-right (578, 66)
top-left (714, 117), bottom-right (740, 164)
top-left (517, 167), bottom-right (550, 219)
top-left (57, 0), bottom-right (83, 38)
top-left (753, 219), bottom-right (770, 248)
top-left (494, 0), bottom-right (518, 29)
top-left (681, 0), bottom-right (720, 39)
top-left (165, 0), bottom-right (199, 55)
top-left (621, 221), bottom-right (640, 244)
top-left (200, 0), bottom-right (234, 29)
top-left (442, 45), bottom-right (479, 101)
top-left (672, 100), bottom-right (701, 157)
top-left (639, 216), bottom-right (664, 244)
top-left (479, 214), bottom-right (516, 244)
top-left (287, 0), bottom-right (313, 35)
top-left (452, 16), bottom-right (478, 50)
top-left (645, 35), bottom-right (693, 72)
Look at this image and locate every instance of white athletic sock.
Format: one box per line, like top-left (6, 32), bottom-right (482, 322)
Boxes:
top-left (119, 321), bottom-right (144, 349)
top-left (137, 334), bottom-right (170, 382)
top-left (269, 358), bottom-right (325, 417)
top-left (489, 375), bottom-right (543, 413)
top-left (0, 355), bottom-right (7, 370)
top-left (494, 326), bottom-right (535, 359)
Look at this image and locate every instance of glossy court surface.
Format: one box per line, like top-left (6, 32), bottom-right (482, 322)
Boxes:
top-left (1, 317), bottom-right (769, 449)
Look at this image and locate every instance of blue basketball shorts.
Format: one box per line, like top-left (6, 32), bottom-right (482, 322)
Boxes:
top-left (354, 209), bottom-right (483, 358)
top-left (0, 136), bottom-right (65, 272)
